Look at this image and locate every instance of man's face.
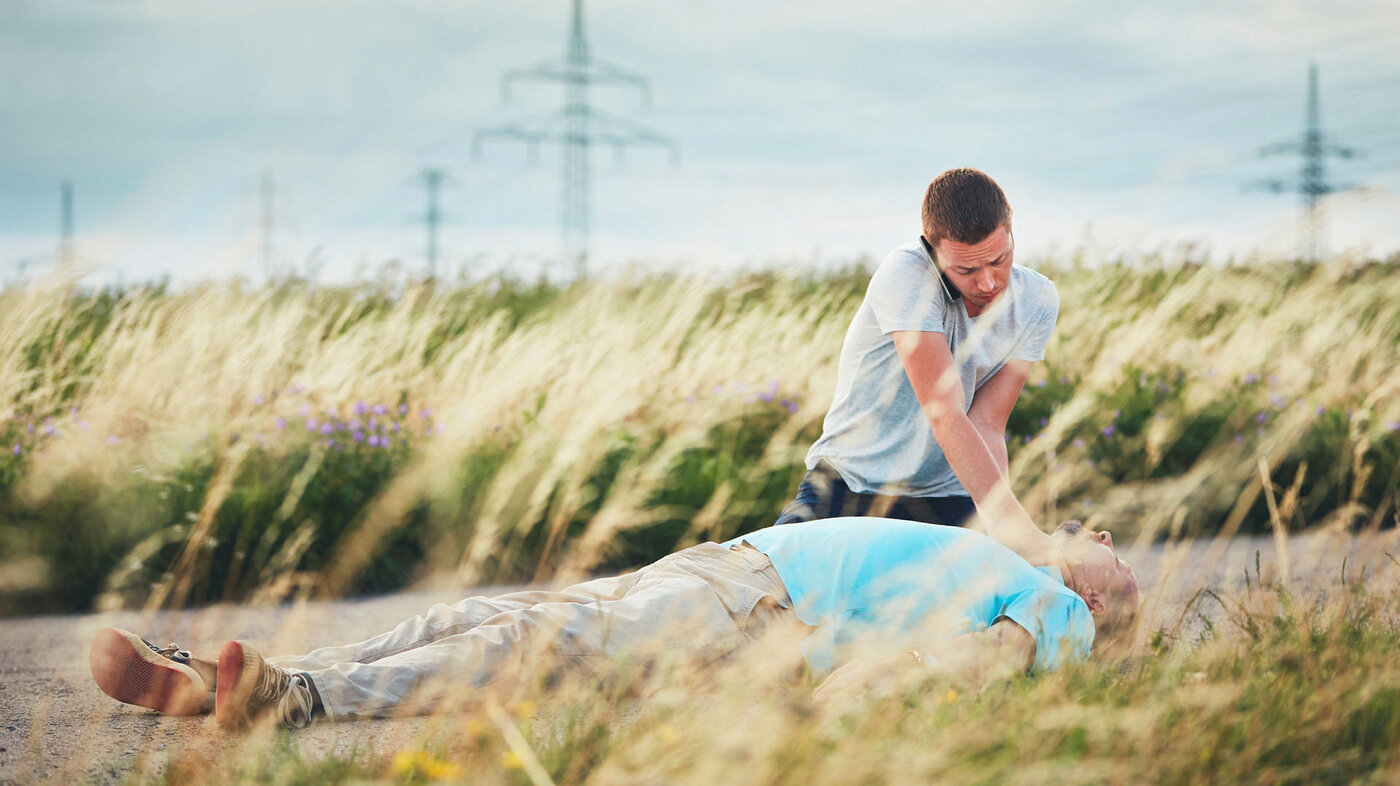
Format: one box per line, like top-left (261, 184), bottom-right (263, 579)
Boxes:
top-left (931, 225), bottom-right (1015, 314)
top-left (1055, 521), bottom-right (1140, 612)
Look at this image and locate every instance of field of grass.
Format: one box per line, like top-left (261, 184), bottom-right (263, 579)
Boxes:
top-left (3, 254), bottom-right (1400, 782)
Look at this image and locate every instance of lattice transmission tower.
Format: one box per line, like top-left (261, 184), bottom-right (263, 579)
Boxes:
top-left (1250, 63), bottom-right (1365, 262)
top-left (473, 0), bottom-right (678, 277)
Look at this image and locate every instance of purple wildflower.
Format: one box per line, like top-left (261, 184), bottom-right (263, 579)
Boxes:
top-left (27, 424), bottom-right (34, 435)
top-left (786, 401), bottom-right (798, 414)
top-left (369, 417), bottom-right (379, 431)
top-left (1039, 418), bottom-right (1048, 428)
top-left (253, 394), bottom-right (264, 406)
top-left (350, 419), bottom-right (362, 431)
top-left (380, 437), bottom-right (392, 449)
top-left (320, 423), bottom-right (334, 436)
top-left (1316, 406), bottom-right (1325, 416)
top-left (307, 419), bottom-right (318, 431)
top-left (1388, 422), bottom-right (1399, 432)
top-left (367, 435), bottom-right (380, 447)
top-left (1244, 373), bottom-right (1260, 384)
top-left (275, 417), bottom-right (287, 430)
top-left (1024, 435), bottom-right (1032, 444)
top-left (393, 422), bottom-right (401, 433)
top-left (69, 406), bottom-right (78, 415)
top-left (301, 404), bottom-right (311, 417)
top-left (713, 385), bottom-right (724, 394)
top-left (1073, 438), bottom-right (1085, 448)
top-left (760, 392), bottom-right (774, 403)
top-left (769, 380), bottom-right (780, 394)
top-left (1258, 427), bottom-right (1266, 437)
top-left (1234, 435), bottom-right (1244, 444)
top-left (105, 435), bottom-right (119, 446)
top-left (1102, 424), bottom-right (1116, 438)
top-left (11, 443), bottom-right (19, 456)
top-left (1036, 379), bottom-right (1047, 388)
top-left (352, 431), bottom-right (364, 443)
top-left (399, 403), bottom-right (408, 416)
top-left (43, 423), bottom-right (55, 436)
top-left (1256, 412), bottom-right (1267, 423)
top-left (420, 408), bottom-right (432, 420)
top-left (354, 401), bottom-right (369, 416)
top-left (372, 404), bottom-right (388, 416)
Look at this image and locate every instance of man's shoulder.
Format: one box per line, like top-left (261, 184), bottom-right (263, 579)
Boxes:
top-left (875, 240), bottom-right (935, 275)
top-left (1011, 265), bottom-right (1059, 312)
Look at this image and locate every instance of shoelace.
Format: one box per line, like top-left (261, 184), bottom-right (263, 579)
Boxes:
top-left (277, 674), bottom-right (314, 729)
top-left (144, 638), bottom-right (192, 664)
top-left (249, 661), bottom-right (312, 729)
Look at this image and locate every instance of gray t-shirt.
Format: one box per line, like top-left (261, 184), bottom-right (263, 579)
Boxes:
top-left (806, 239), bottom-right (1059, 497)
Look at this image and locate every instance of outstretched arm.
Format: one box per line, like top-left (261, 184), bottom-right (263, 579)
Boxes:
top-left (891, 330), bottom-right (1052, 563)
top-left (813, 620), bottom-right (1036, 702)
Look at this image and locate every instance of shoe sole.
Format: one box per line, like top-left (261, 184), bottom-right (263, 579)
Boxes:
top-left (216, 640), bottom-right (259, 729)
top-left (89, 628), bottom-right (206, 716)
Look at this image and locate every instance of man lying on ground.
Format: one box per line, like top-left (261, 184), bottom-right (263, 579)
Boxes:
top-left (90, 517), bottom-right (1139, 729)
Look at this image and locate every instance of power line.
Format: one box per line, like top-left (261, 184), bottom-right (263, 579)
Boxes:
top-left (472, 0), bottom-right (678, 278)
top-left (1247, 63), bottom-right (1367, 262)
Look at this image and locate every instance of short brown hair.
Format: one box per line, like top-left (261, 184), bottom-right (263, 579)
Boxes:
top-left (921, 168), bottom-right (1012, 245)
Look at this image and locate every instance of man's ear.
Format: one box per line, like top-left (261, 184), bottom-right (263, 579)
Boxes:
top-left (1080, 586), bottom-right (1106, 617)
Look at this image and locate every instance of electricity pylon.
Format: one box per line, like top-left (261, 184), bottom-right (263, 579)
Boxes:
top-left (58, 180), bottom-right (75, 272)
top-left (422, 168), bottom-right (445, 279)
top-left (473, 0), bottom-right (678, 278)
top-left (1250, 63), bottom-right (1365, 262)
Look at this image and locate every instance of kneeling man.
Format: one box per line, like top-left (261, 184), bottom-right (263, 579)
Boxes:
top-left (91, 518), bottom-right (1138, 729)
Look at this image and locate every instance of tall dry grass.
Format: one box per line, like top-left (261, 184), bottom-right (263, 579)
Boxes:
top-left (2, 259), bottom-right (1400, 614)
top-left (3, 255), bottom-right (1400, 782)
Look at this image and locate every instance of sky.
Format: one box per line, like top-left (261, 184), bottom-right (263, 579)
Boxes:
top-left (2, 0), bottom-right (1398, 284)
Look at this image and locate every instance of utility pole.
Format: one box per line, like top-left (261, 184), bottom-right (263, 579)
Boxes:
top-left (422, 168), bottom-right (445, 279)
top-left (1250, 63), bottom-right (1365, 262)
top-left (260, 170), bottom-right (276, 280)
top-left (473, 0), bottom-right (678, 278)
top-left (59, 179), bottom-right (75, 271)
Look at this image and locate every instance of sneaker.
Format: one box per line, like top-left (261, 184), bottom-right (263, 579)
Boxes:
top-left (215, 640), bottom-right (313, 729)
top-left (89, 628), bottom-right (209, 716)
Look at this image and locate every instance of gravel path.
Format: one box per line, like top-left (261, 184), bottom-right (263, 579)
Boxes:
top-left (2, 530), bottom-right (1398, 784)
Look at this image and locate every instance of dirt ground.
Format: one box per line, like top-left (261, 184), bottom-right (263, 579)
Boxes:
top-left (2, 530), bottom-right (1397, 784)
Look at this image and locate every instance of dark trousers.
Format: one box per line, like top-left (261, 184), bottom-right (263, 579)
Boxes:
top-left (773, 462), bottom-right (976, 527)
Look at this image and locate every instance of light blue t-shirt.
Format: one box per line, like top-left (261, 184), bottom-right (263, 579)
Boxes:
top-left (729, 517), bottom-right (1094, 674)
top-left (806, 240), bottom-right (1060, 496)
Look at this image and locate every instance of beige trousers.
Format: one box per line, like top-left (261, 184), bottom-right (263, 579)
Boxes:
top-left (269, 542), bottom-right (794, 719)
